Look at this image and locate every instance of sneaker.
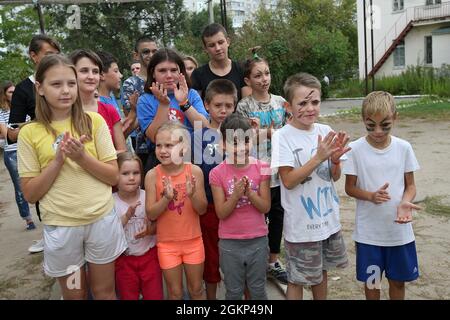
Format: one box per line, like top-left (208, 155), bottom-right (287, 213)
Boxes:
top-left (28, 238), bottom-right (44, 253)
top-left (26, 222), bottom-right (36, 231)
top-left (267, 261), bottom-right (288, 285)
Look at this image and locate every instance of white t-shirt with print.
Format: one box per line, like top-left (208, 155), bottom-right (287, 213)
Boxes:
top-left (271, 123), bottom-right (342, 243)
top-left (343, 136), bottom-right (420, 246)
top-left (113, 189), bottom-right (156, 256)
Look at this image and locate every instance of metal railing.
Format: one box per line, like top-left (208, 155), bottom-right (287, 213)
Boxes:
top-left (368, 1), bottom-right (450, 73)
top-left (414, 1), bottom-right (450, 21)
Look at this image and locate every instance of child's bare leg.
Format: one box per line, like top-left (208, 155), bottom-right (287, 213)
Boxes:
top-left (88, 261), bottom-right (117, 300)
top-left (388, 279), bottom-right (405, 300)
top-left (286, 282), bottom-right (303, 300)
top-left (205, 282), bottom-right (218, 300)
top-left (364, 284), bottom-right (381, 300)
top-left (311, 270), bottom-right (328, 300)
top-left (58, 265), bottom-right (88, 300)
top-left (184, 263), bottom-right (206, 300)
top-left (162, 265), bottom-right (184, 300)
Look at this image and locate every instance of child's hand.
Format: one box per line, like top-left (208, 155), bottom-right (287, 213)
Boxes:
top-left (242, 175), bottom-right (252, 197)
top-left (395, 201), bottom-right (421, 224)
top-left (55, 131), bottom-right (69, 164)
top-left (61, 134), bottom-right (87, 162)
top-left (129, 91), bottom-right (139, 113)
top-left (125, 201), bottom-right (141, 220)
top-left (174, 73), bottom-right (189, 104)
top-left (231, 176), bottom-right (246, 200)
top-left (315, 131), bottom-right (339, 162)
top-left (248, 117), bottom-right (260, 129)
top-left (134, 218), bottom-right (151, 239)
top-left (162, 176), bottom-right (174, 200)
top-left (330, 131), bottom-right (351, 164)
top-left (186, 173), bottom-right (196, 198)
top-left (150, 82), bottom-right (170, 105)
top-left (370, 183), bottom-right (391, 204)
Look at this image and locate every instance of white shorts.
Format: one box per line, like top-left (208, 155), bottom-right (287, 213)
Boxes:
top-left (43, 208), bottom-right (128, 278)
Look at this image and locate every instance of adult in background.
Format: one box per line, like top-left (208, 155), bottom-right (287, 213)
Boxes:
top-left (8, 34), bottom-right (61, 253)
top-left (0, 81), bottom-right (34, 230)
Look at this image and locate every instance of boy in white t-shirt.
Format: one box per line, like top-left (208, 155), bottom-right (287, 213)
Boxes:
top-left (271, 73), bottom-right (351, 300)
top-left (343, 91), bottom-right (421, 300)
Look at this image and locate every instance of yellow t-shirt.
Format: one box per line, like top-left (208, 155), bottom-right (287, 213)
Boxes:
top-left (17, 112), bottom-right (117, 226)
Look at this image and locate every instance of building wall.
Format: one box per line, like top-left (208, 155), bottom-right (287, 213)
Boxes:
top-left (184, 0), bottom-right (279, 28)
top-left (357, 0), bottom-right (450, 78)
top-left (376, 22), bottom-right (450, 77)
top-left (433, 32), bottom-right (450, 67)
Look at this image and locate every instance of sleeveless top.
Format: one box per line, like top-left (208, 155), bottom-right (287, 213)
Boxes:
top-left (155, 163), bottom-right (202, 242)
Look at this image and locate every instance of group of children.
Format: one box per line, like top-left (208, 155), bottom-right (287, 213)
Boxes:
top-left (2, 22), bottom-right (421, 301)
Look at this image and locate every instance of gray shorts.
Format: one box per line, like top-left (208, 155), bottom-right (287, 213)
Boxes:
top-left (284, 231), bottom-right (348, 286)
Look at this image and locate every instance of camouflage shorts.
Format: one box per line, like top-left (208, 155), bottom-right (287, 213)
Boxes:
top-left (284, 231), bottom-right (348, 286)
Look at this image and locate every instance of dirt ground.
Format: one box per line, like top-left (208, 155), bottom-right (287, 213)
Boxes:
top-left (0, 118), bottom-right (449, 300)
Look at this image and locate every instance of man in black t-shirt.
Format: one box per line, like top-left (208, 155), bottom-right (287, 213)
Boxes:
top-left (191, 23), bottom-right (251, 102)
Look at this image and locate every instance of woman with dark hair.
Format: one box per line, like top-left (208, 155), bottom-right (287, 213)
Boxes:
top-left (0, 81), bottom-right (35, 230)
top-left (137, 48), bottom-right (209, 173)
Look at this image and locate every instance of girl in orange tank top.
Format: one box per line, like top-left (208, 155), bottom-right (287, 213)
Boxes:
top-left (145, 121), bottom-right (208, 300)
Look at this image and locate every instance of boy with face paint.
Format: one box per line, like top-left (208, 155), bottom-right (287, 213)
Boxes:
top-left (271, 73), bottom-right (350, 300)
top-left (343, 91), bottom-right (421, 300)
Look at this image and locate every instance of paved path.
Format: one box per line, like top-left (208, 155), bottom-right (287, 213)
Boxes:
top-left (321, 95), bottom-right (424, 115)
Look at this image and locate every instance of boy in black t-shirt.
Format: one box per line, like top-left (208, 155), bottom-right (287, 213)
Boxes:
top-left (191, 23), bottom-right (250, 102)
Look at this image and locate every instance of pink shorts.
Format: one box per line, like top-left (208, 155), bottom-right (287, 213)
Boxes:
top-left (157, 236), bottom-right (205, 270)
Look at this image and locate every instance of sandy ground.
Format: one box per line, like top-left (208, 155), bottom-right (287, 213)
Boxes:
top-left (0, 118), bottom-right (449, 300)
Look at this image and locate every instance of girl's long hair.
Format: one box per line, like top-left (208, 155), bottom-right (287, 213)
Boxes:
top-left (0, 81), bottom-right (14, 111)
top-left (35, 54), bottom-right (92, 140)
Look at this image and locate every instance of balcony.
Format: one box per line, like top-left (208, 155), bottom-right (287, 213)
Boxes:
top-left (414, 1), bottom-right (450, 22)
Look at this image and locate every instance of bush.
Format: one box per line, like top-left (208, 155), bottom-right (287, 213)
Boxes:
top-left (331, 66), bottom-right (450, 98)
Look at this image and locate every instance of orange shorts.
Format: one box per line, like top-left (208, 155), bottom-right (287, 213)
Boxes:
top-left (157, 236), bottom-right (205, 270)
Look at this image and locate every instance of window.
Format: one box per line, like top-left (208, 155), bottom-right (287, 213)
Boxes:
top-left (426, 0), bottom-right (441, 5)
top-left (393, 40), bottom-right (405, 67)
top-left (393, 0), bottom-right (404, 11)
top-left (425, 36), bottom-right (432, 64)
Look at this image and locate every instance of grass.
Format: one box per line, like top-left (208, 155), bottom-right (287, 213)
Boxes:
top-left (322, 97), bottom-right (450, 121)
top-left (330, 65), bottom-right (450, 98)
top-left (420, 196), bottom-right (450, 218)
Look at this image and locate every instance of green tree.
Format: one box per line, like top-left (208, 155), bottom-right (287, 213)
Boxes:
top-left (0, 1), bottom-right (188, 80)
top-left (0, 4), bottom-right (43, 82)
top-left (46, 1), bottom-right (187, 75)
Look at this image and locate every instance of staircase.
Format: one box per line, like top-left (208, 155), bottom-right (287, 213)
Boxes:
top-left (367, 1), bottom-right (450, 77)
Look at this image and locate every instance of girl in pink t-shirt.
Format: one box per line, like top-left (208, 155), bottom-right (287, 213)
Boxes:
top-left (209, 113), bottom-right (271, 300)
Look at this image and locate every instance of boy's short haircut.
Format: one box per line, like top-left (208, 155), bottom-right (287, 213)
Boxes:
top-left (201, 23), bottom-right (228, 45)
top-left (134, 36), bottom-right (156, 53)
top-left (69, 49), bottom-right (103, 73)
top-left (204, 79), bottom-right (238, 105)
top-left (283, 72), bottom-right (321, 104)
top-left (362, 91), bottom-right (397, 118)
top-left (29, 34), bottom-right (61, 54)
top-left (95, 50), bottom-right (118, 73)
